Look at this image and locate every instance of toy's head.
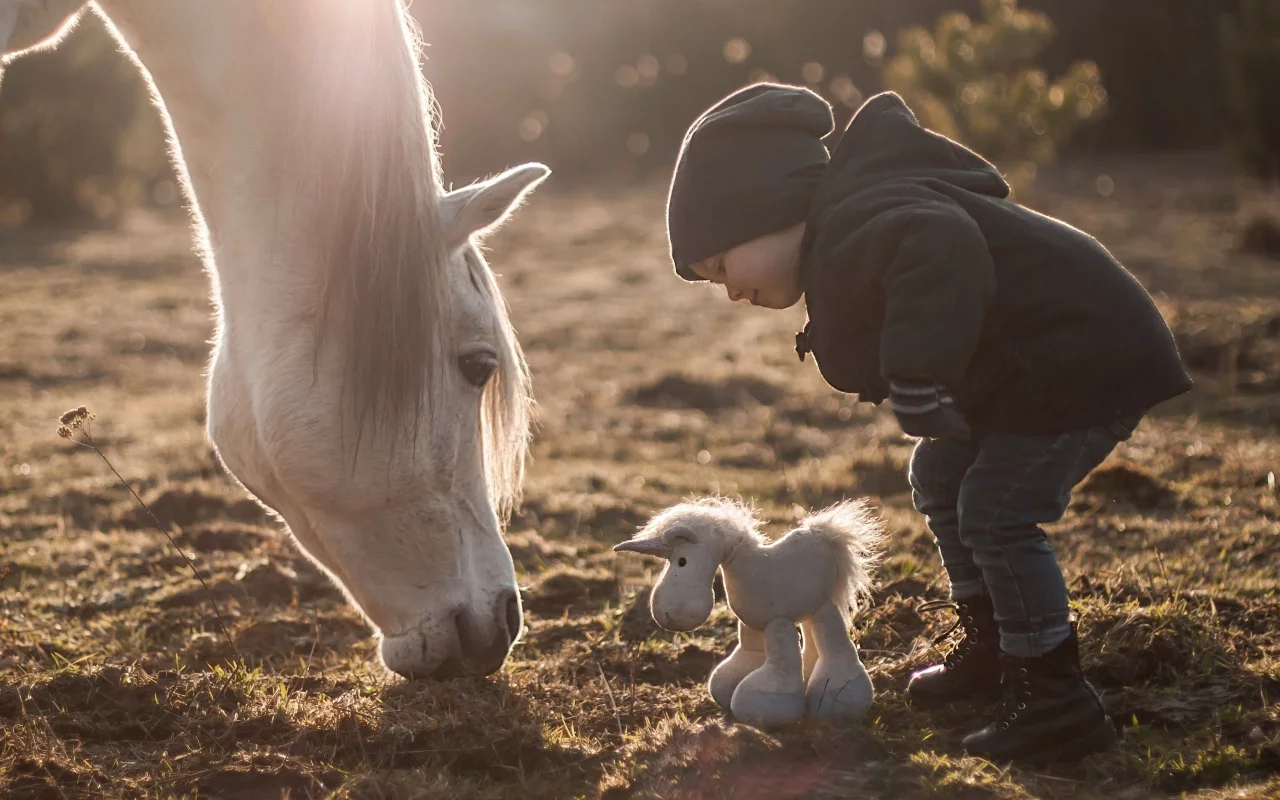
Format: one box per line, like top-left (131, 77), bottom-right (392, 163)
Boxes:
top-left (614, 499), bottom-right (761, 631)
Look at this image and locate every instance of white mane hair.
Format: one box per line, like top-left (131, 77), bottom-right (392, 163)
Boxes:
top-left (632, 496), bottom-right (768, 554)
top-left (266, 2), bottom-right (531, 514)
top-left (790, 499), bottom-right (886, 621)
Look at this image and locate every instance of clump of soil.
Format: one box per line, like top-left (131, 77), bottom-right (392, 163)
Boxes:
top-left (525, 567), bottom-right (618, 615)
top-left (1084, 608), bottom-right (1224, 688)
top-left (504, 529), bottom-right (580, 572)
top-left (628, 374), bottom-right (785, 411)
top-left (1078, 462), bottom-right (1178, 510)
top-left (234, 559), bottom-right (298, 606)
top-left (763, 424), bottom-right (831, 462)
top-left (119, 484), bottom-right (266, 530)
top-left (180, 521), bottom-right (266, 553)
top-left (233, 620), bottom-right (314, 662)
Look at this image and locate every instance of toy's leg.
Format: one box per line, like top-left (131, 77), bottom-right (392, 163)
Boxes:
top-left (708, 621), bottom-right (767, 710)
top-left (729, 618), bottom-right (806, 728)
top-left (804, 601), bottom-right (875, 724)
top-left (801, 621), bottom-right (820, 682)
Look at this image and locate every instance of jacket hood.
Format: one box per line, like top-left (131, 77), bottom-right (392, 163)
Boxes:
top-left (815, 91), bottom-right (1011, 203)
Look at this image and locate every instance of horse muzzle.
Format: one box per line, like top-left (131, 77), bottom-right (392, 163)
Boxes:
top-left (379, 587), bottom-right (523, 679)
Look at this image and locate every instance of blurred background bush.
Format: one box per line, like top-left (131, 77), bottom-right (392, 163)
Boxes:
top-left (0, 0), bottom-right (1263, 227)
top-left (1221, 0), bottom-right (1280, 181)
top-left (881, 0), bottom-right (1107, 181)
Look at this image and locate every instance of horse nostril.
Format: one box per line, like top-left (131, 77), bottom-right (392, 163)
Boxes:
top-left (502, 590), bottom-right (522, 644)
top-left (453, 607), bottom-right (472, 652)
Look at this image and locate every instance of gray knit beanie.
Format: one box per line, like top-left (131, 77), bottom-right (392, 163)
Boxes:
top-left (666, 82), bottom-right (834, 281)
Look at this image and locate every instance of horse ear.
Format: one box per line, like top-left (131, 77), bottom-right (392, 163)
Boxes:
top-left (1, 1), bottom-right (88, 65)
top-left (441, 162), bottom-right (550, 249)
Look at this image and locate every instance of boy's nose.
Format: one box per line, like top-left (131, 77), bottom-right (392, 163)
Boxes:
top-left (726, 286), bottom-right (747, 301)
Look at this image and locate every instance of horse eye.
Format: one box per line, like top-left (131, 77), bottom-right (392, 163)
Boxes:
top-left (678, 557), bottom-right (687, 567)
top-left (458, 352), bottom-right (497, 387)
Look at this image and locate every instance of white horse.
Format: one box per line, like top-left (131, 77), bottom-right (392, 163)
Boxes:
top-left (615, 498), bottom-right (884, 728)
top-left (1, 1), bottom-right (549, 679)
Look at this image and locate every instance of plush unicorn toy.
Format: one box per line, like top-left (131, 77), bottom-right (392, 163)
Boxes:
top-left (614, 498), bottom-right (884, 729)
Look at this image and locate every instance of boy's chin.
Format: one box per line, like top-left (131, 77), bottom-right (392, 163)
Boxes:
top-left (754, 291), bottom-right (804, 310)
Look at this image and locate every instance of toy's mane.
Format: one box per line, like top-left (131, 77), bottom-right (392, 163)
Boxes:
top-left (634, 496), bottom-right (767, 551)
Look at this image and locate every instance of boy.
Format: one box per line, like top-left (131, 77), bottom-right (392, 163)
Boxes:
top-left (664, 83), bottom-right (1191, 764)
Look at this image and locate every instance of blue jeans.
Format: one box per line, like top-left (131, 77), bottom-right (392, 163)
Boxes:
top-left (908, 415), bottom-right (1141, 658)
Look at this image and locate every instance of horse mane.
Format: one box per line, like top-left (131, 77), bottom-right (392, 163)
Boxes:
top-left (264, 2), bottom-right (532, 517)
top-left (792, 499), bottom-right (885, 623)
top-left (634, 497), bottom-right (768, 553)
top-left (287, 0), bottom-right (449, 448)
top-left (463, 248), bottom-right (532, 519)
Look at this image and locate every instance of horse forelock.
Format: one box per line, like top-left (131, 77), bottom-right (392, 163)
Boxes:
top-left (469, 249), bottom-right (533, 520)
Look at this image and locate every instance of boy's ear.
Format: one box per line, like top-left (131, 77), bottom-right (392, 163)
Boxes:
top-left (1, 1), bottom-right (88, 65)
top-left (441, 163), bottom-right (550, 250)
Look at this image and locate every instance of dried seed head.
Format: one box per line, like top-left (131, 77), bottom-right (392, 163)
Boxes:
top-left (56, 406), bottom-right (95, 438)
top-left (59, 406), bottom-right (87, 426)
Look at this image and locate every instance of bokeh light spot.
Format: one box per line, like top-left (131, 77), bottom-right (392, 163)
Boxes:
top-left (549, 51), bottom-right (575, 77)
top-left (829, 75), bottom-right (863, 108)
top-left (518, 112), bottom-right (547, 142)
top-left (723, 38), bottom-right (751, 64)
top-left (637, 54), bottom-right (660, 84)
top-left (863, 30), bottom-right (887, 62)
top-left (626, 132), bottom-right (650, 156)
top-left (615, 64), bottom-right (639, 88)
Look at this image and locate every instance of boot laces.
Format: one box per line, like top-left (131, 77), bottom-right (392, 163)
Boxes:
top-left (917, 599), bottom-right (982, 668)
top-left (996, 657), bottom-right (1032, 730)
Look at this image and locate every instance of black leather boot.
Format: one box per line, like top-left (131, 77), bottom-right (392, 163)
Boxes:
top-left (962, 627), bottom-right (1117, 765)
top-left (906, 594), bottom-right (1003, 709)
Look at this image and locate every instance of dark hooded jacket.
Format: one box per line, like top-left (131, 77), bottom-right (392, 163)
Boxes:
top-left (795, 92), bottom-right (1192, 434)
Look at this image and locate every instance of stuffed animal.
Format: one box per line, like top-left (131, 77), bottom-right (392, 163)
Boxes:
top-left (614, 498), bottom-right (884, 729)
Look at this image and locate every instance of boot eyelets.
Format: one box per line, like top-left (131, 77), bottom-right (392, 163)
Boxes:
top-left (1017, 702), bottom-right (1026, 710)
top-left (999, 722), bottom-right (1010, 730)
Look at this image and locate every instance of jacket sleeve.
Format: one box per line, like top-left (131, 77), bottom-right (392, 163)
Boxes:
top-left (866, 200), bottom-right (996, 386)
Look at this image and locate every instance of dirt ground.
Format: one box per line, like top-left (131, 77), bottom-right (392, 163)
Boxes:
top-left (1, 151), bottom-right (1278, 799)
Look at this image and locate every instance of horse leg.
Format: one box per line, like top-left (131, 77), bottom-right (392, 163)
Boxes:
top-left (728, 617), bottom-right (806, 728)
top-left (708, 620), bottom-right (767, 711)
top-left (804, 601), bottom-right (874, 724)
top-left (801, 620), bottom-right (820, 682)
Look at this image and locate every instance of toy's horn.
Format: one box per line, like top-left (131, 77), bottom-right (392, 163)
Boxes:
top-left (613, 539), bottom-right (673, 559)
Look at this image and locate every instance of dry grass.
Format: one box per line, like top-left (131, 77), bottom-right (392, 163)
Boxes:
top-left (1, 152), bottom-right (1279, 798)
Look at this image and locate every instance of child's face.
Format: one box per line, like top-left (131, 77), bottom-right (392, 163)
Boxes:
top-left (688, 222), bottom-right (806, 310)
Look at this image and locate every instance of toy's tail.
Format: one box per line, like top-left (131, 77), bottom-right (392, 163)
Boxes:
top-left (796, 500), bottom-right (885, 624)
